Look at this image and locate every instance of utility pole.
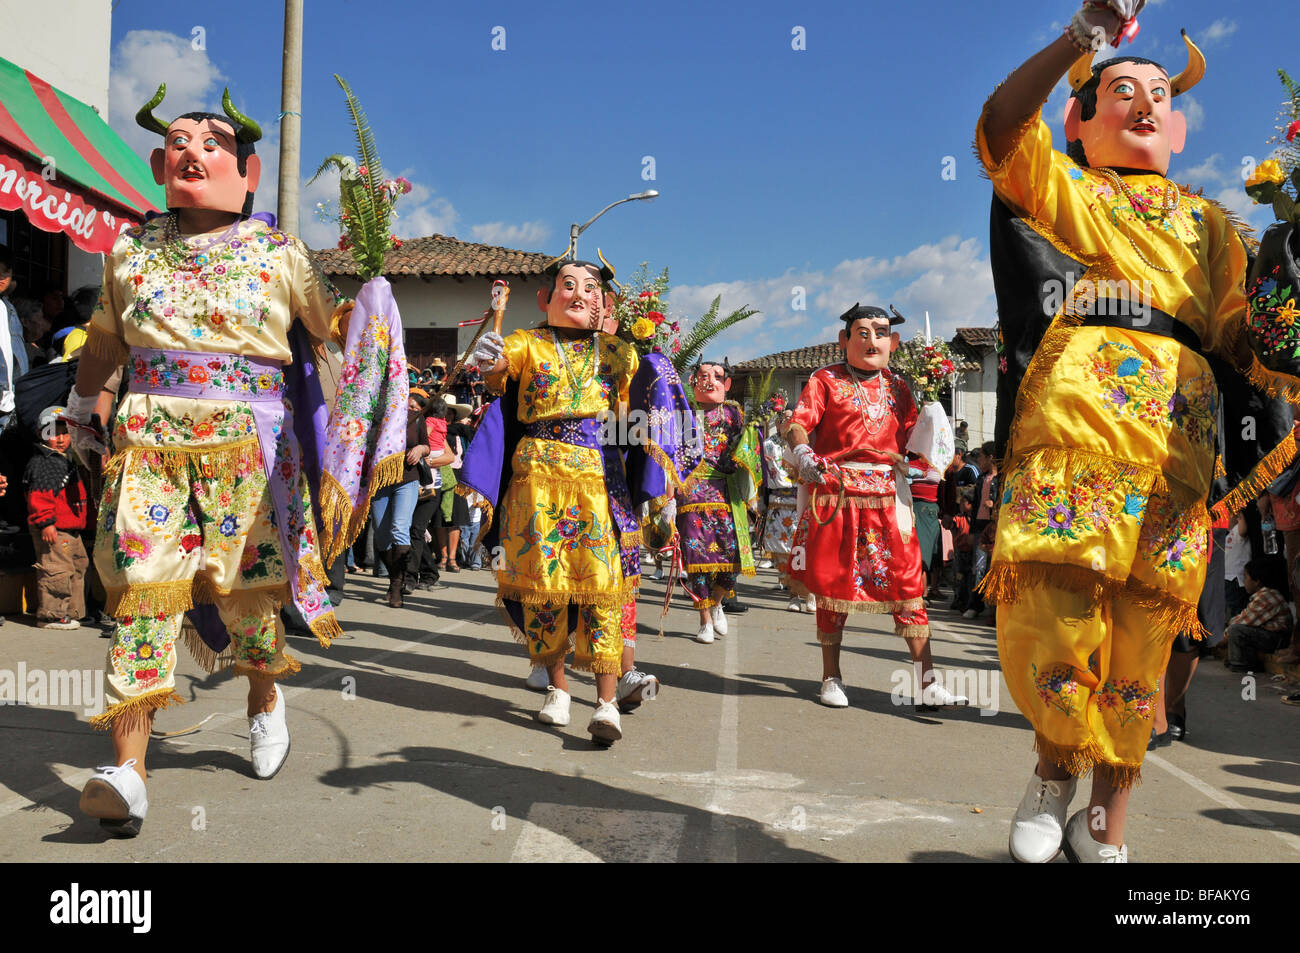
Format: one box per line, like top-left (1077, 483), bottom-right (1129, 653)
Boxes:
top-left (277, 0), bottom-right (303, 234)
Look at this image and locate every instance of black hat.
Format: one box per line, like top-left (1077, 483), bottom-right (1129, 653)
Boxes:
top-left (840, 303), bottom-right (906, 327)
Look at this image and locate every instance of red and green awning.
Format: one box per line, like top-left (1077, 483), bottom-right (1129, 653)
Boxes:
top-left (0, 54), bottom-right (163, 254)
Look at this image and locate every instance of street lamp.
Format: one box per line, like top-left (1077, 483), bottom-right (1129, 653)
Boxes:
top-left (566, 190), bottom-right (659, 259)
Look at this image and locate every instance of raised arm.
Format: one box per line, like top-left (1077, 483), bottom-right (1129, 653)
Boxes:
top-left (982, 2), bottom-right (1141, 165)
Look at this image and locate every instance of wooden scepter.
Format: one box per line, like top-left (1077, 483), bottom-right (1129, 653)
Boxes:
top-left (439, 279), bottom-right (510, 397)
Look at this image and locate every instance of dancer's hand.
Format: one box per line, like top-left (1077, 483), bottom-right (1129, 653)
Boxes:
top-left (792, 445), bottom-right (825, 485)
top-left (1069, 0), bottom-right (1144, 49)
top-left (41, 525), bottom-right (57, 545)
top-left (659, 499), bottom-right (677, 525)
top-left (472, 331), bottom-right (505, 370)
top-left (63, 391), bottom-right (106, 457)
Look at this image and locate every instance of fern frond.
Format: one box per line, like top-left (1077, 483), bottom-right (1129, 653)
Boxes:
top-left (672, 297), bottom-right (760, 374)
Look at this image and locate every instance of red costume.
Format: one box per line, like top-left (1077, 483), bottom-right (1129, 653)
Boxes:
top-left (788, 364), bottom-right (929, 639)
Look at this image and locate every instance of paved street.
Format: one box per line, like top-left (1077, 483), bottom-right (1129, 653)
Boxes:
top-left (1, 566), bottom-right (1297, 862)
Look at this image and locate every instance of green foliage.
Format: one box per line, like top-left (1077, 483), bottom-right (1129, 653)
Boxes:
top-left (310, 75), bottom-right (401, 282)
top-left (673, 295), bottom-right (760, 375)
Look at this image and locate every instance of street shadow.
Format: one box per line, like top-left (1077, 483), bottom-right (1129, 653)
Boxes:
top-left (317, 745), bottom-right (834, 862)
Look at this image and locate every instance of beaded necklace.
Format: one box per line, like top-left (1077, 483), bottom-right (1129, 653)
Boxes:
top-left (1096, 168), bottom-right (1184, 275)
top-left (160, 211), bottom-right (242, 270)
top-left (845, 363), bottom-right (889, 436)
top-left (551, 329), bottom-right (596, 410)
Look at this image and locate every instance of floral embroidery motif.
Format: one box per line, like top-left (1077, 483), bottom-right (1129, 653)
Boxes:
top-left (1086, 341), bottom-right (1217, 448)
top-left (109, 614), bottom-right (177, 690)
top-left (1140, 495), bottom-right (1209, 574)
top-left (1246, 269), bottom-right (1300, 360)
top-left (113, 532), bottom-right (153, 570)
top-left (1082, 174), bottom-right (1206, 241)
top-left (1001, 464), bottom-right (1144, 541)
top-left (114, 404), bottom-right (256, 446)
top-left (1096, 677), bottom-right (1158, 726)
top-left (525, 606), bottom-right (561, 656)
top-left (1032, 662), bottom-right (1080, 717)
top-left (854, 528), bottom-right (892, 592)
top-left (130, 351), bottom-right (285, 397)
top-left (229, 613), bottom-right (281, 670)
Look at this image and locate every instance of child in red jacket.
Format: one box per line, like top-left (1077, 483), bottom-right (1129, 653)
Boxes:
top-left (24, 406), bottom-right (89, 629)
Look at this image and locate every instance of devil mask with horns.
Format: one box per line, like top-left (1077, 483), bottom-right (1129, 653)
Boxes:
top-left (136, 85), bottom-right (263, 217)
top-left (537, 251), bottom-right (618, 331)
top-left (1063, 31), bottom-right (1205, 176)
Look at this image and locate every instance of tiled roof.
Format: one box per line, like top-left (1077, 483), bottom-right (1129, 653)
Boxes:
top-left (735, 340), bottom-right (978, 374)
top-left (311, 234), bottom-right (553, 278)
top-left (733, 342), bottom-right (843, 371)
top-left (954, 327), bottom-right (998, 349)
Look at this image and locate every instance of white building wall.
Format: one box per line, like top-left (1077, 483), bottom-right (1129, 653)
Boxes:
top-left (0, 0), bottom-right (111, 116)
top-left (0, 1), bottom-right (114, 293)
top-left (952, 349), bottom-right (999, 449)
top-left (330, 273), bottom-right (552, 355)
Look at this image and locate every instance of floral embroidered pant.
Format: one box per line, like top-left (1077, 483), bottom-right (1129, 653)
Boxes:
top-left (815, 606), bottom-right (930, 644)
top-left (96, 589), bottom-right (295, 729)
top-left (522, 599), bottom-right (624, 675)
top-left (997, 584), bottom-right (1175, 788)
top-left (684, 570), bottom-right (736, 609)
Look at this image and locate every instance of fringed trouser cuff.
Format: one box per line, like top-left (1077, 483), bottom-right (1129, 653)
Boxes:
top-left (90, 688), bottom-right (185, 731)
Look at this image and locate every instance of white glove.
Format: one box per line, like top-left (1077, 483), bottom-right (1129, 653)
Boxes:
top-left (792, 444), bottom-right (825, 485)
top-left (472, 331), bottom-right (505, 370)
top-left (1069, 0), bottom-right (1144, 49)
top-left (659, 499), bottom-right (677, 525)
top-left (63, 390), bottom-right (106, 458)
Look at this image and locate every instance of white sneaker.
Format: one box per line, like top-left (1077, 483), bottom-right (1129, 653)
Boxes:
top-left (820, 676), bottom-right (849, 708)
top-left (641, 553), bottom-right (654, 565)
top-left (653, 567), bottom-right (664, 581)
top-left (616, 668), bottom-right (659, 712)
top-left (588, 699), bottom-right (623, 743)
top-left (537, 686), bottom-right (571, 726)
top-left (1063, 808), bottom-right (1128, 863)
top-left (249, 683), bottom-right (290, 780)
top-left (919, 679), bottom-right (970, 708)
top-left (758, 559), bottom-right (774, 569)
top-left (1009, 771), bottom-right (1077, 863)
top-left (525, 665), bottom-right (550, 691)
top-left (711, 604), bottom-right (728, 636)
top-left (79, 758), bottom-right (148, 837)
top-left (787, 597), bottom-right (803, 613)
top-left (805, 595), bottom-right (816, 613)
top-left (962, 609), bottom-right (978, 619)
top-left (695, 620), bottom-right (715, 644)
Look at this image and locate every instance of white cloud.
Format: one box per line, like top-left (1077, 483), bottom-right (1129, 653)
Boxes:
top-left (1179, 93), bottom-right (1205, 133)
top-left (467, 221), bottom-right (550, 249)
top-left (666, 236), bottom-right (998, 363)
top-left (1200, 18), bottom-right (1237, 46)
top-left (108, 30), bottom-right (227, 158)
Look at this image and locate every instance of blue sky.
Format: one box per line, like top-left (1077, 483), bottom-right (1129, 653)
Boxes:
top-left (108, 0), bottom-right (1295, 361)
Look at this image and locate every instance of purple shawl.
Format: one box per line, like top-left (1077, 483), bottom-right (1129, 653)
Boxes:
top-left (317, 276), bottom-right (410, 564)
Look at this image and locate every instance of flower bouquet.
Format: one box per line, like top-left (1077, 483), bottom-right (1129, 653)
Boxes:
top-left (613, 265), bottom-right (684, 358)
top-left (1243, 70), bottom-right (1300, 398)
top-left (891, 333), bottom-right (958, 471)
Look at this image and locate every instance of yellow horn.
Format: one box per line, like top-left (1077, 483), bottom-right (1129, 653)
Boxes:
top-left (1067, 50), bottom-right (1096, 92)
top-left (1170, 30), bottom-right (1205, 97)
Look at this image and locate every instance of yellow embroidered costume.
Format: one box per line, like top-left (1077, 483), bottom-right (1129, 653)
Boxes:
top-left (974, 101), bottom-right (1289, 785)
top-left (85, 217), bottom-right (343, 727)
top-left (483, 327), bottom-right (639, 674)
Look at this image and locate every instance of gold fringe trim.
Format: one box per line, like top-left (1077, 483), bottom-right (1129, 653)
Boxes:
top-left (1033, 734), bottom-right (1143, 789)
top-left (232, 651), bottom-right (302, 680)
top-left (1242, 352), bottom-right (1300, 404)
top-left (89, 688), bottom-right (184, 731)
top-left (495, 587), bottom-right (635, 612)
top-left (977, 561), bottom-right (1209, 641)
top-left (84, 325), bottom-right (130, 365)
top-left (681, 501), bottom-right (730, 513)
top-left (787, 581), bottom-right (925, 616)
top-left (191, 575), bottom-right (289, 609)
top-left (896, 623), bottom-right (931, 639)
top-left (1012, 445), bottom-right (1176, 501)
top-left (180, 622), bottom-right (235, 675)
top-left (811, 491), bottom-right (894, 510)
top-left (1211, 429), bottom-right (1298, 524)
top-left (643, 442), bottom-right (689, 494)
top-left (317, 452), bottom-right (406, 566)
top-left (816, 628), bottom-right (843, 645)
top-left (105, 579), bottom-right (196, 619)
top-left (682, 561), bottom-right (743, 573)
top-left (309, 611), bottom-right (343, 648)
top-left (105, 440), bottom-right (262, 486)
